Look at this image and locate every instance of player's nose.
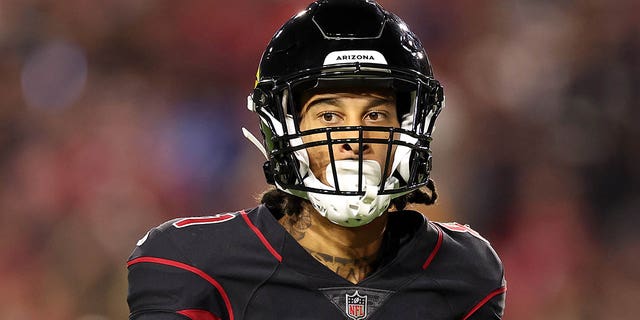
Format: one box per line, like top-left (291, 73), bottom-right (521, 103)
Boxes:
top-left (337, 142), bottom-right (370, 159)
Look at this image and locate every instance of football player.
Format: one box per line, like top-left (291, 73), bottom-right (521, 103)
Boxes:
top-left (127, 1), bottom-right (506, 319)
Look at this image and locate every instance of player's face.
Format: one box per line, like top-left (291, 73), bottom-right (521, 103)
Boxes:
top-left (298, 90), bottom-right (400, 186)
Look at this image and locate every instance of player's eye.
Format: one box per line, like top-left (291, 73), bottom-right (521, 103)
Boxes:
top-left (367, 112), bottom-right (381, 121)
top-left (319, 112), bottom-right (340, 124)
top-left (365, 110), bottom-right (390, 123)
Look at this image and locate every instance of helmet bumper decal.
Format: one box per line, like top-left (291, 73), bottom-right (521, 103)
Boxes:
top-left (323, 50), bottom-right (388, 66)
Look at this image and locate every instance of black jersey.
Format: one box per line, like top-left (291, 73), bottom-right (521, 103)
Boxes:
top-left (127, 205), bottom-right (506, 320)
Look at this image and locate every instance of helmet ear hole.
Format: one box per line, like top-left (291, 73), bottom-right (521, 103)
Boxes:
top-left (252, 87), bottom-right (274, 109)
top-left (272, 154), bottom-right (300, 186)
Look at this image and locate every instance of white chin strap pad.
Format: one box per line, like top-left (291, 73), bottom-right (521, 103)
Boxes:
top-left (304, 160), bottom-right (397, 227)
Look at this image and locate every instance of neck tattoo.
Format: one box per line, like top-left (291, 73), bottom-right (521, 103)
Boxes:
top-left (303, 246), bottom-right (378, 283)
top-left (281, 211), bottom-right (312, 241)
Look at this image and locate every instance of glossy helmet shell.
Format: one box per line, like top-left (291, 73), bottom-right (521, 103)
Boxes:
top-left (250, 0), bottom-right (444, 197)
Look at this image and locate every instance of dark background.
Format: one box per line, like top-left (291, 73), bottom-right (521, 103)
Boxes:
top-left (0, 0), bottom-right (638, 319)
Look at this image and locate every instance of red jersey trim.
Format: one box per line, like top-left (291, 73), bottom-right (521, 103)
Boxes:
top-left (177, 309), bottom-right (221, 320)
top-left (423, 222), bottom-right (443, 270)
top-left (173, 214), bottom-right (237, 228)
top-left (127, 257), bottom-right (234, 320)
top-left (461, 286), bottom-right (507, 320)
top-left (240, 210), bottom-right (283, 262)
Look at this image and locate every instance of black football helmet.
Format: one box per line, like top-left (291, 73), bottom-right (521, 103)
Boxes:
top-left (245, 0), bottom-right (443, 225)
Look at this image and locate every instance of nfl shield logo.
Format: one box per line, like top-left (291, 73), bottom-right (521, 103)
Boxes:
top-left (345, 290), bottom-right (367, 320)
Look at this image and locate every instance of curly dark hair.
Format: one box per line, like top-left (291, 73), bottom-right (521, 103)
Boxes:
top-left (260, 179), bottom-right (437, 218)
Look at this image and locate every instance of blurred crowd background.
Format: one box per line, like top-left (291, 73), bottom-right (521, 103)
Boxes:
top-left (0, 0), bottom-right (638, 319)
